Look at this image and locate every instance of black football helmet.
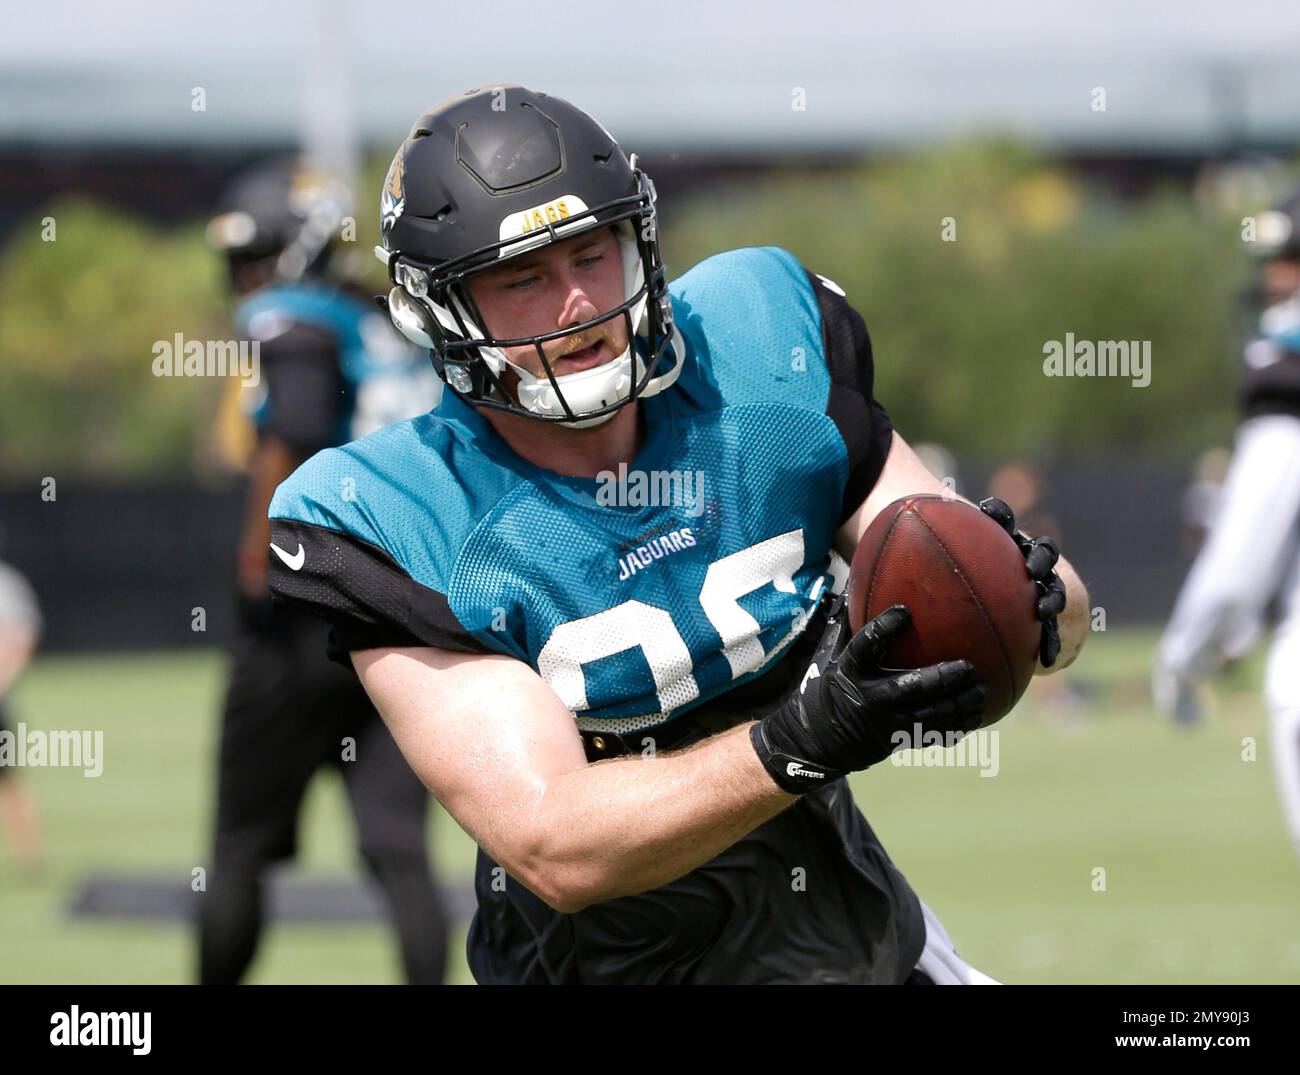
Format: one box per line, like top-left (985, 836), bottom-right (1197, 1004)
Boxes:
top-left (1253, 185), bottom-right (1300, 262)
top-left (375, 85), bottom-right (681, 427)
top-left (206, 156), bottom-right (352, 287)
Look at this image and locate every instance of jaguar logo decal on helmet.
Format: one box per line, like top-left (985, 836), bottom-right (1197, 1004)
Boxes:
top-left (380, 152), bottom-right (406, 237)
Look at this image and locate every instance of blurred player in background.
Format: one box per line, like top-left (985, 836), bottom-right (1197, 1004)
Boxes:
top-left (987, 461), bottom-right (1061, 549)
top-left (197, 158), bottom-right (448, 983)
top-left (1179, 447), bottom-right (1233, 553)
top-left (0, 557), bottom-right (46, 877)
top-left (1155, 184), bottom-right (1300, 863)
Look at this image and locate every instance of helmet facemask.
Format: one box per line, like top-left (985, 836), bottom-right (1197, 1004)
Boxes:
top-left (381, 168), bottom-right (681, 428)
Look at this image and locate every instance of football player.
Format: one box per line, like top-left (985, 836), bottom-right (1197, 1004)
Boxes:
top-left (197, 158), bottom-right (448, 984)
top-left (267, 88), bottom-right (1090, 984)
top-left (1154, 185), bottom-right (1300, 862)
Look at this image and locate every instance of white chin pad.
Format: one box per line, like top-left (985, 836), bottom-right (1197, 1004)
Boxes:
top-left (514, 351), bottom-right (634, 420)
top-left (511, 325), bottom-right (685, 424)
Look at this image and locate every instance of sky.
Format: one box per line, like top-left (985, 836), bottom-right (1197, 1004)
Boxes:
top-left (2, 0), bottom-right (1299, 153)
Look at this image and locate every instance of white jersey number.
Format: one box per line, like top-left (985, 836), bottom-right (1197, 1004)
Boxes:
top-left (537, 528), bottom-right (807, 715)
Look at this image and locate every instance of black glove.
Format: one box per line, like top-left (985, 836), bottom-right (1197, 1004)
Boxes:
top-left (751, 599), bottom-right (987, 795)
top-left (977, 496), bottom-right (1067, 668)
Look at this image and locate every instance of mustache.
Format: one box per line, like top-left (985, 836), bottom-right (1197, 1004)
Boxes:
top-left (545, 330), bottom-right (613, 362)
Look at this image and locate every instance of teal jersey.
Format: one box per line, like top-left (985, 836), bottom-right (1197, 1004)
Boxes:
top-left (235, 281), bottom-right (442, 446)
top-left (268, 247), bottom-right (892, 734)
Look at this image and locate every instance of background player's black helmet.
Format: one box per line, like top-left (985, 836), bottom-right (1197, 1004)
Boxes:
top-left (1252, 185), bottom-right (1300, 262)
top-left (376, 85), bottom-right (680, 428)
top-left (207, 156), bottom-right (353, 288)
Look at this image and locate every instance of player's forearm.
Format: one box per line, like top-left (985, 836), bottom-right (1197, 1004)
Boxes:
top-left (1036, 554), bottom-right (1088, 675)
top-left (528, 722), bottom-right (794, 912)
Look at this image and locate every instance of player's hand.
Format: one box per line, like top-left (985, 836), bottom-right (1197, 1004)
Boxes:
top-left (978, 496), bottom-right (1067, 668)
top-left (750, 601), bottom-right (987, 795)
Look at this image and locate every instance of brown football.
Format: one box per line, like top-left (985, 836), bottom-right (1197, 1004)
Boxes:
top-left (846, 494), bottom-right (1041, 726)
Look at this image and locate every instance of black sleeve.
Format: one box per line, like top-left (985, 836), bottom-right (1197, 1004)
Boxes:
top-left (1241, 341), bottom-right (1300, 419)
top-left (259, 323), bottom-right (346, 454)
top-left (267, 517), bottom-right (495, 665)
top-left (806, 271), bottom-right (895, 524)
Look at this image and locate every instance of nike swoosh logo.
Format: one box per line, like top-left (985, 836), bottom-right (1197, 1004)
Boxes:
top-left (270, 542), bottom-right (305, 571)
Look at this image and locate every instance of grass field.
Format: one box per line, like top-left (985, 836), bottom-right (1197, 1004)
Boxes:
top-left (1, 628), bottom-right (1297, 984)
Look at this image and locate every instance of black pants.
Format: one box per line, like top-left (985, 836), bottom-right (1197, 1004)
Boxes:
top-left (467, 773), bottom-right (927, 984)
top-left (465, 596), bottom-right (927, 984)
top-left (197, 602), bottom-right (447, 984)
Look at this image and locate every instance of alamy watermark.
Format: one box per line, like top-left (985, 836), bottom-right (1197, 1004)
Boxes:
top-left (50, 1006), bottom-right (150, 1054)
top-left (1042, 333), bottom-right (1150, 388)
top-left (596, 464), bottom-right (706, 518)
top-left (152, 334), bottom-right (260, 387)
top-left (888, 724), bottom-right (1000, 778)
top-left (0, 723), bottom-right (103, 777)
